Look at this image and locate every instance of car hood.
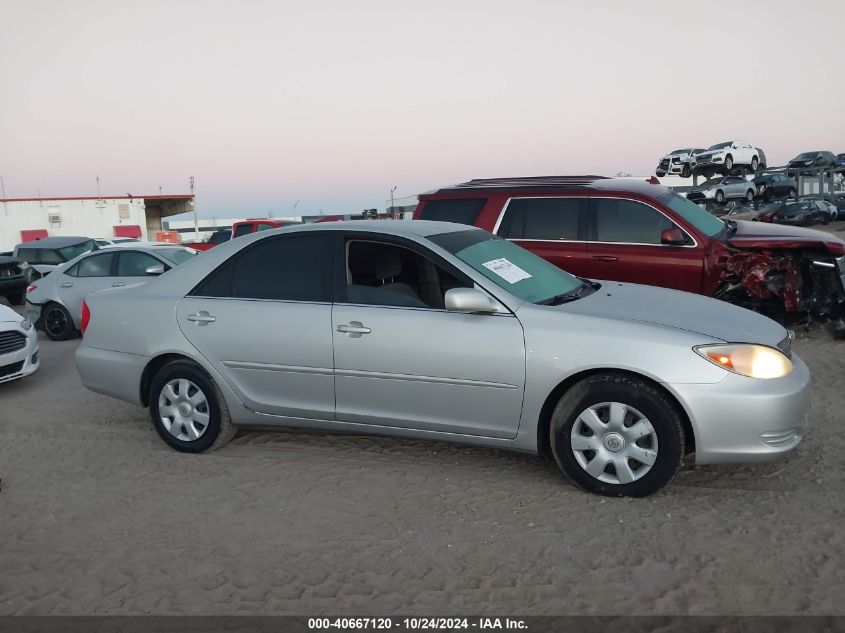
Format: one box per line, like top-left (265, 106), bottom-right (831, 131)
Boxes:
top-left (560, 282), bottom-right (786, 347)
top-left (726, 219), bottom-right (844, 252)
top-left (0, 303), bottom-right (23, 323)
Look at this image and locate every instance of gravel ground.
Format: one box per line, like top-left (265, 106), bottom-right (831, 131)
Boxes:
top-left (0, 313), bottom-right (843, 616)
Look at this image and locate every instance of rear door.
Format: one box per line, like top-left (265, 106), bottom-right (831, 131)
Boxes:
top-left (58, 251), bottom-right (119, 322)
top-left (493, 196), bottom-right (589, 278)
top-left (586, 197), bottom-right (704, 292)
top-left (176, 233), bottom-right (336, 419)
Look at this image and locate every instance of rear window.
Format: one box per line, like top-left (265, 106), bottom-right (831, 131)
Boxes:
top-left (497, 197), bottom-right (585, 241)
top-left (419, 199), bottom-right (486, 225)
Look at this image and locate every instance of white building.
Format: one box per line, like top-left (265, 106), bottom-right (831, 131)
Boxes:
top-left (0, 194), bottom-right (194, 252)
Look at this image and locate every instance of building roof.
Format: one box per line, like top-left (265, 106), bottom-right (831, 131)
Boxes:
top-left (0, 194), bottom-right (194, 203)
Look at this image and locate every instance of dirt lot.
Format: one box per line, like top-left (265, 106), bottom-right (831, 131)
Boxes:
top-left (1, 308), bottom-right (844, 616)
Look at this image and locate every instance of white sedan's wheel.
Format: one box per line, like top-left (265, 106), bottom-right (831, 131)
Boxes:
top-left (570, 402), bottom-right (658, 485)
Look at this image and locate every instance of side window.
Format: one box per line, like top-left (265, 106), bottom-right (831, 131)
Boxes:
top-left (419, 198), bottom-right (486, 225)
top-left (591, 199), bottom-right (675, 245)
top-left (256, 223), bottom-right (275, 232)
top-left (76, 253), bottom-right (116, 277)
top-left (65, 263), bottom-right (80, 277)
top-left (497, 197), bottom-right (585, 240)
top-left (232, 224), bottom-right (253, 238)
top-left (17, 248), bottom-right (38, 264)
top-left (117, 251), bottom-right (164, 276)
top-left (191, 234), bottom-right (333, 302)
top-left (345, 240), bottom-right (470, 309)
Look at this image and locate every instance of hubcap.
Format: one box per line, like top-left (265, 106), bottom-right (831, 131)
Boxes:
top-left (570, 402), bottom-right (658, 485)
top-left (158, 378), bottom-right (210, 441)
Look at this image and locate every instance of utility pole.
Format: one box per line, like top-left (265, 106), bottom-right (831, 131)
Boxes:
top-left (390, 186), bottom-right (397, 219)
top-left (190, 176), bottom-right (198, 241)
top-left (96, 175), bottom-right (101, 198)
top-left (293, 200), bottom-right (300, 219)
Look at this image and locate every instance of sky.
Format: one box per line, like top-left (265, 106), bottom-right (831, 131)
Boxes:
top-left (1, 0), bottom-right (843, 219)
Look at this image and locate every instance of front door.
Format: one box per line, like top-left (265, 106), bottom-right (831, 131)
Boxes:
top-left (176, 233), bottom-right (336, 419)
top-left (332, 237), bottom-right (526, 438)
top-left (58, 251), bottom-right (120, 323)
top-left (586, 197), bottom-right (704, 293)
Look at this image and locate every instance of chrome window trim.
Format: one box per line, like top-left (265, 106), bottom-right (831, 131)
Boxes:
top-left (492, 195), bottom-right (699, 248)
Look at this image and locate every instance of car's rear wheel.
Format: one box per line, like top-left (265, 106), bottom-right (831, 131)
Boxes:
top-left (751, 156), bottom-right (759, 171)
top-left (745, 189), bottom-right (754, 202)
top-left (42, 302), bottom-right (77, 341)
top-left (715, 190), bottom-right (725, 203)
top-left (149, 360), bottom-right (237, 453)
top-left (681, 164), bottom-right (691, 178)
top-left (549, 373), bottom-right (684, 497)
top-left (724, 155), bottom-right (733, 172)
top-left (789, 188), bottom-right (796, 198)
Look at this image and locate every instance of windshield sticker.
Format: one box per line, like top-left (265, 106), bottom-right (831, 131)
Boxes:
top-left (482, 258), bottom-right (532, 284)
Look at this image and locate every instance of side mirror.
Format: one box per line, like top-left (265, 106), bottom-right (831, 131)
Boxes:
top-left (444, 288), bottom-right (497, 314)
top-left (660, 228), bottom-right (688, 246)
top-left (145, 264), bottom-right (165, 276)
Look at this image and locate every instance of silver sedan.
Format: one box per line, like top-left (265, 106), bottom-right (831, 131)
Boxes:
top-left (26, 244), bottom-right (197, 340)
top-left (75, 221), bottom-right (810, 496)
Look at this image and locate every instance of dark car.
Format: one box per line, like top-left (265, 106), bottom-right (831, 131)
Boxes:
top-left (787, 151), bottom-right (837, 174)
top-left (752, 173), bottom-right (796, 200)
top-left (834, 153), bottom-right (845, 169)
top-left (772, 201), bottom-right (830, 227)
top-left (0, 255), bottom-right (28, 305)
top-left (414, 175), bottom-right (845, 324)
top-left (13, 236), bottom-right (98, 280)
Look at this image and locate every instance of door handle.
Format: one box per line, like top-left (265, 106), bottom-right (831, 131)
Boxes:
top-left (337, 321), bottom-right (371, 336)
top-left (60, 282), bottom-right (73, 288)
top-left (187, 311), bottom-right (216, 325)
top-left (592, 255), bottom-right (619, 262)
top-left (112, 282), bottom-right (126, 287)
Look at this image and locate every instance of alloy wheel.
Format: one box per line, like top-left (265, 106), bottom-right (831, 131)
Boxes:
top-left (570, 401), bottom-right (658, 485)
top-left (45, 307), bottom-right (68, 337)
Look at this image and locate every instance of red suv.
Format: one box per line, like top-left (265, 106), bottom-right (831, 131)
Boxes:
top-left (414, 176), bottom-right (845, 326)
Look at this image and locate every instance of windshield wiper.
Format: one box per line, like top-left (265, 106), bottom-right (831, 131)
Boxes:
top-left (537, 279), bottom-right (597, 306)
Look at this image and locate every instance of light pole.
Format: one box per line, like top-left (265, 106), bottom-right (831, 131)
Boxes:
top-left (390, 186), bottom-right (397, 219)
top-left (293, 200), bottom-right (300, 219)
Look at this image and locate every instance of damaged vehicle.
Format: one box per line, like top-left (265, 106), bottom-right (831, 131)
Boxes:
top-left (414, 176), bottom-right (845, 332)
top-left (655, 148), bottom-right (705, 178)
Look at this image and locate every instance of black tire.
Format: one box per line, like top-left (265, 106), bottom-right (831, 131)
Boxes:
top-left (655, 170), bottom-right (666, 177)
top-left (751, 156), bottom-right (759, 172)
top-left (788, 188), bottom-right (796, 198)
top-left (549, 373), bottom-right (684, 497)
top-left (715, 190), bottom-right (725, 203)
top-left (681, 164), bottom-right (691, 178)
top-left (149, 360), bottom-right (237, 453)
top-left (42, 302), bottom-right (77, 341)
top-left (6, 292), bottom-right (24, 306)
top-left (745, 189), bottom-right (754, 203)
top-left (724, 155), bottom-right (733, 172)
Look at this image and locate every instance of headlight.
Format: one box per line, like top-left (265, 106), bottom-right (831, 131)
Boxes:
top-left (20, 318), bottom-right (32, 331)
top-left (694, 344), bottom-right (793, 379)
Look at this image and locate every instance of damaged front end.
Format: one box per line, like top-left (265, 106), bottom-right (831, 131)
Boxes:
top-left (714, 247), bottom-right (845, 334)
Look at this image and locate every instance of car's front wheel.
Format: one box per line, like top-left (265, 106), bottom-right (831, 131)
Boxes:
top-left (715, 190), bottom-right (725, 203)
top-left (724, 155), bottom-right (733, 172)
top-left (549, 373), bottom-right (684, 497)
top-left (681, 164), bottom-right (691, 178)
top-left (745, 189), bottom-right (755, 202)
top-left (149, 360), bottom-right (237, 452)
top-left (751, 156), bottom-right (759, 171)
top-left (42, 302), bottom-right (77, 341)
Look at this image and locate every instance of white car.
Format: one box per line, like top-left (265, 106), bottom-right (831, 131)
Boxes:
top-left (25, 244), bottom-right (198, 341)
top-left (0, 303), bottom-right (39, 385)
top-left (655, 148), bottom-right (705, 178)
top-left (694, 141), bottom-right (763, 175)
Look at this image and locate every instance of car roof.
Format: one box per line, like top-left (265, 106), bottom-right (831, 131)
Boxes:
top-left (16, 236), bottom-right (92, 249)
top-left (231, 219), bottom-right (485, 240)
top-left (419, 175), bottom-right (673, 198)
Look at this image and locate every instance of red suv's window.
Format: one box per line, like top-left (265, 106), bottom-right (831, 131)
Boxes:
top-left (496, 198), bottom-right (586, 241)
top-left (591, 199), bottom-right (674, 245)
top-left (419, 199), bottom-right (486, 225)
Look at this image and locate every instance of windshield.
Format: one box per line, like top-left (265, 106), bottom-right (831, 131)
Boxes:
top-left (659, 191), bottom-right (725, 237)
top-left (156, 248), bottom-right (198, 265)
top-left (57, 240), bottom-right (95, 262)
top-left (794, 152), bottom-right (817, 160)
top-left (670, 149), bottom-right (689, 155)
top-left (429, 230), bottom-right (583, 304)
top-left (707, 142), bottom-right (732, 150)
